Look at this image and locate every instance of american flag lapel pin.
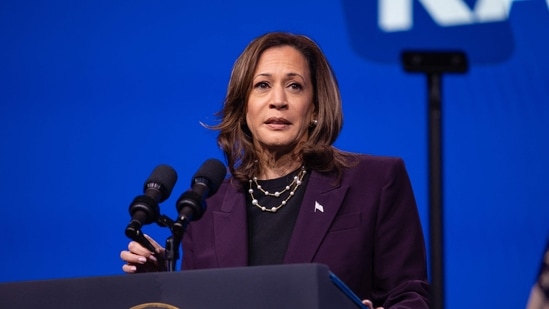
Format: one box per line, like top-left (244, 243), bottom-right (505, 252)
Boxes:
top-left (314, 201), bottom-right (324, 213)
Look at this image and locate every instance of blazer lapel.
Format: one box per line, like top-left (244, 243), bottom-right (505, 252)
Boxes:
top-left (212, 184), bottom-right (248, 267)
top-left (283, 171), bottom-right (349, 263)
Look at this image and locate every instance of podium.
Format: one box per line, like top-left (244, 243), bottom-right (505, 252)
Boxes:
top-left (0, 263), bottom-right (364, 309)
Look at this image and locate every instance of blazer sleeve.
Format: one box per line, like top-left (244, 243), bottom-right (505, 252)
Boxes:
top-left (372, 158), bottom-right (430, 308)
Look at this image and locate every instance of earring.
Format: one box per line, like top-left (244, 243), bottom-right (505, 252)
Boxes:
top-left (309, 119), bottom-right (318, 127)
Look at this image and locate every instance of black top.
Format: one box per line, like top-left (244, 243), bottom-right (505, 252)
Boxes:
top-left (246, 168), bottom-right (310, 265)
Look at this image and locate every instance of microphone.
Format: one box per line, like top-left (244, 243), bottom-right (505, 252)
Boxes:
top-left (173, 159), bottom-right (226, 234)
top-left (125, 164), bottom-right (178, 251)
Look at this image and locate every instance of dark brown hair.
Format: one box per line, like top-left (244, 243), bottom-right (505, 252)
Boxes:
top-left (211, 32), bottom-right (354, 185)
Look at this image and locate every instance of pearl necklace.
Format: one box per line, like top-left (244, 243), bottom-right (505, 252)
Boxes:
top-left (248, 166), bottom-right (307, 213)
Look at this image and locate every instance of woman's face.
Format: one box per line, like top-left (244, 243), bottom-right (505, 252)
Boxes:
top-left (246, 46), bottom-right (315, 155)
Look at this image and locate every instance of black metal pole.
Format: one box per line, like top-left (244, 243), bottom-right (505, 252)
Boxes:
top-left (428, 72), bottom-right (444, 309)
top-left (401, 50), bottom-right (468, 309)
top-left (156, 214), bottom-right (180, 272)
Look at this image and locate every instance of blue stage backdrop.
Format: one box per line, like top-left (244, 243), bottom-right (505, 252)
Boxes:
top-left (1, 1), bottom-right (548, 308)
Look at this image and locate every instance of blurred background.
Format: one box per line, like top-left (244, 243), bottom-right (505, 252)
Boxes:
top-left (1, 1), bottom-right (548, 308)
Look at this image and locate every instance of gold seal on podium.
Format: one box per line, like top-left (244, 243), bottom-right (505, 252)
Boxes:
top-left (130, 302), bottom-right (179, 309)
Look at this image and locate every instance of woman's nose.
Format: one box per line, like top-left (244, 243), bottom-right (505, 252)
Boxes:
top-left (269, 86), bottom-right (288, 110)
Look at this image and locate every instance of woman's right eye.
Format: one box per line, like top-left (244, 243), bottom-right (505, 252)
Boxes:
top-left (254, 82), bottom-right (269, 89)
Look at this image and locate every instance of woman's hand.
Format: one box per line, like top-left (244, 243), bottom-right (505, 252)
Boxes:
top-left (362, 299), bottom-right (384, 309)
top-left (120, 234), bottom-right (166, 273)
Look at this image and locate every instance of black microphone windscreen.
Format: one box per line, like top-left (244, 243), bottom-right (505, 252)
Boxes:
top-left (143, 164), bottom-right (178, 202)
top-left (192, 159), bottom-right (227, 197)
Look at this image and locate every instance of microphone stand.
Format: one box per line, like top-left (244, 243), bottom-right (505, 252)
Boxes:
top-left (156, 211), bottom-right (195, 272)
top-left (156, 215), bottom-right (181, 272)
top-left (133, 188), bottom-right (213, 271)
top-left (401, 51), bottom-right (468, 309)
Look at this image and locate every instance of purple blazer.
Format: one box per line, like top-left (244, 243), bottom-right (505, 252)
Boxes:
top-left (182, 154), bottom-right (430, 308)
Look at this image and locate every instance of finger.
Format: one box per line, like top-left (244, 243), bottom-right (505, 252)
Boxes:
top-left (128, 241), bottom-right (155, 257)
top-left (122, 263), bottom-right (137, 273)
top-left (362, 299), bottom-right (373, 309)
top-left (144, 234), bottom-right (165, 253)
top-left (120, 250), bottom-right (148, 265)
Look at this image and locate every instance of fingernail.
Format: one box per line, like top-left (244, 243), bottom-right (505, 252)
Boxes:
top-left (148, 255), bottom-right (157, 262)
top-left (138, 257), bottom-right (147, 263)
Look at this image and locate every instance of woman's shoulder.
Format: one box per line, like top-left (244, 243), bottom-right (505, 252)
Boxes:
top-left (341, 152), bottom-right (407, 169)
top-left (337, 152), bottom-right (413, 187)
